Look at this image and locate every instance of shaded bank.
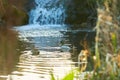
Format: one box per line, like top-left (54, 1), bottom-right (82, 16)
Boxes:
top-left (0, 0), bottom-right (34, 76)
top-left (65, 0), bottom-right (97, 28)
top-left (63, 0), bottom-right (97, 71)
top-left (0, 0), bottom-right (29, 27)
top-left (0, 28), bottom-right (18, 75)
top-left (0, 28), bottom-right (30, 76)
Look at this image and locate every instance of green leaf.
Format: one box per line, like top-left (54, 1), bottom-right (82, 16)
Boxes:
top-left (110, 32), bottom-right (117, 53)
top-left (62, 71), bottom-right (74, 80)
top-left (50, 71), bottom-right (56, 80)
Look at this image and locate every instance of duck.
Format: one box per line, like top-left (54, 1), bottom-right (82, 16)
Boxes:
top-left (78, 49), bottom-right (89, 72)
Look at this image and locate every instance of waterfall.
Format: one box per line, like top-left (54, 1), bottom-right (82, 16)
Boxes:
top-left (29, 0), bottom-right (66, 25)
top-left (10, 1), bottom-right (74, 79)
top-left (15, 0), bottom-right (67, 48)
top-left (15, 0), bottom-right (68, 49)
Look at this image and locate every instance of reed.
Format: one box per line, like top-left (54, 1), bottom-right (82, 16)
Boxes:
top-left (89, 0), bottom-right (120, 79)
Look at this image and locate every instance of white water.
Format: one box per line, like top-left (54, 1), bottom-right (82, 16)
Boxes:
top-left (15, 24), bottom-right (68, 50)
top-left (14, 0), bottom-right (68, 49)
top-left (29, 0), bottom-right (65, 25)
top-left (16, 24), bottom-right (67, 37)
top-left (15, 0), bottom-right (67, 47)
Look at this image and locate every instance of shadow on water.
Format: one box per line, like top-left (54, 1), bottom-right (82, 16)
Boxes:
top-left (62, 25), bottom-right (96, 71)
top-left (0, 28), bottom-right (29, 80)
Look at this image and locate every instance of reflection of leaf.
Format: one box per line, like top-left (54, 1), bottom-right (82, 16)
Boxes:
top-left (110, 32), bottom-right (117, 53)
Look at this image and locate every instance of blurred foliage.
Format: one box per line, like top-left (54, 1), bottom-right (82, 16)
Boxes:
top-left (0, 0), bottom-right (28, 27)
top-left (0, 27), bottom-right (30, 75)
top-left (62, 70), bottom-right (74, 80)
top-left (0, 0), bottom-right (30, 76)
top-left (65, 0), bottom-right (120, 80)
top-left (50, 70), bottom-right (56, 80)
top-left (0, 28), bottom-right (18, 75)
top-left (50, 68), bottom-right (78, 80)
top-left (88, 0), bottom-right (120, 80)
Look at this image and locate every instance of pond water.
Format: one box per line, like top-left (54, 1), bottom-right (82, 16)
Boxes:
top-left (0, 24), bottom-right (78, 80)
top-left (0, 0), bottom-right (76, 79)
top-left (0, 0), bottom-right (95, 80)
top-left (11, 24), bottom-right (76, 80)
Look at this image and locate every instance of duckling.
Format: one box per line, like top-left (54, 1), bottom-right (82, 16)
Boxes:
top-left (31, 48), bottom-right (40, 55)
top-left (31, 46), bottom-right (40, 55)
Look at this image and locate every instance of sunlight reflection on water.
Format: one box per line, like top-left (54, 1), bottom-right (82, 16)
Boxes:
top-left (9, 24), bottom-right (76, 80)
top-left (6, 51), bottom-right (75, 80)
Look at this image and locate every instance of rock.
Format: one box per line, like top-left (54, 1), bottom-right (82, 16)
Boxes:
top-left (65, 0), bottom-right (97, 27)
top-left (31, 48), bottom-right (40, 55)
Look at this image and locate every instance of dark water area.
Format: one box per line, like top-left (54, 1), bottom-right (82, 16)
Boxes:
top-left (61, 26), bottom-right (96, 71)
top-left (68, 28), bottom-right (96, 71)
